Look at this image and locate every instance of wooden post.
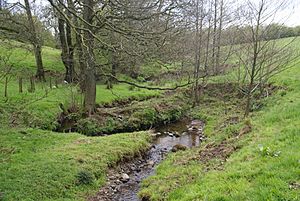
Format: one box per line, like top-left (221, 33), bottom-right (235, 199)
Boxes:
top-left (55, 78), bottom-right (58, 88)
top-left (19, 77), bottom-right (23, 93)
top-left (30, 76), bottom-right (35, 93)
top-left (4, 77), bottom-right (8, 97)
top-left (49, 77), bottom-right (52, 89)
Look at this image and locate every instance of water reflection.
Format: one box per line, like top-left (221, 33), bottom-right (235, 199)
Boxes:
top-left (154, 119), bottom-right (201, 149)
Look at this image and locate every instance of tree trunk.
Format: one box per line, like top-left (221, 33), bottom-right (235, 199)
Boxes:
top-left (194, 0), bottom-right (203, 106)
top-left (107, 51), bottom-right (117, 89)
top-left (58, 16), bottom-right (69, 81)
top-left (34, 44), bottom-right (45, 81)
top-left (24, 0), bottom-right (45, 81)
top-left (245, 82), bottom-right (253, 117)
top-left (83, 0), bottom-right (96, 115)
top-left (68, 0), bottom-right (86, 91)
top-left (204, 11), bottom-right (212, 76)
top-left (66, 0), bottom-right (75, 82)
top-left (57, 1), bottom-right (75, 84)
top-left (212, 0), bottom-right (218, 74)
top-left (65, 21), bottom-right (74, 83)
top-left (244, 1), bottom-right (263, 117)
top-left (107, 29), bottom-right (118, 89)
top-left (215, 0), bottom-right (224, 74)
top-left (76, 32), bottom-right (86, 92)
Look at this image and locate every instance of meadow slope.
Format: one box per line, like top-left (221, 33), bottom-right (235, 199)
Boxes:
top-left (139, 61), bottom-right (300, 200)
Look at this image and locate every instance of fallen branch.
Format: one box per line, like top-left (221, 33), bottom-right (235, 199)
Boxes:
top-left (98, 73), bottom-right (206, 91)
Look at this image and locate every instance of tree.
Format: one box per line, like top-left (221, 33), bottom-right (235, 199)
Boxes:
top-left (234, 0), bottom-right (297, 116)
top-left (24, 0), bottom-right (45, 81)
top-left (47, 0), bottom-right (180, 114)
top-left (0, 0), bottom-right (47, 81)
top-left (193, 0), bottom-right (204, 105)
top-left (57, 0), bottom-right (75, 83)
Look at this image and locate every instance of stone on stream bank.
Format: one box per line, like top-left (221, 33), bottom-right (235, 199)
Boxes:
top-left (120, 173), bottom-right (130, 183)
top-left (187, 120), bottom-right (205, 132)
top-left (171, 144), bottom-right (187, 152)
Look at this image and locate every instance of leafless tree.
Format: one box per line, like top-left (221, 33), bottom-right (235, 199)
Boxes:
top-left (47, 0), bottom-right (182, 114)
top-left (234, 0), bottom-right (298, 116)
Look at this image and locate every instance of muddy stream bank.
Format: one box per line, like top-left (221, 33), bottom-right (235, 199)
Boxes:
top-left (89, 119), bottom-right (205, 201)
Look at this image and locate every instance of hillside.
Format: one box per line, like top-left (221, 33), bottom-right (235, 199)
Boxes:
top-left (0, 40), bottom-right (64, 73)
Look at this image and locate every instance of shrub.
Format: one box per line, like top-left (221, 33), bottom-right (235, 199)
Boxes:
top-left (76, 170), bottom-right (94, 185)
top-left (128, 85), bottom-right (135, 91)
top-left (76, 118), bottom-right (99, 136)
top-left (137, 76), bottom-right (146, 82)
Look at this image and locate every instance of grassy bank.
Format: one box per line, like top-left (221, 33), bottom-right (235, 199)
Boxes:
top-left (0, 40), bottom-right (64, 73)
top-left (139, 66), bottom-right (300, 200)
top-left (0, 78), bottom-right (159, 130)
top-left (61, 90), bottom-right (189, 136)
top-left (0, 41), bottom-right (159, 201)
top-left (0, 129), bottom-right (150, 200)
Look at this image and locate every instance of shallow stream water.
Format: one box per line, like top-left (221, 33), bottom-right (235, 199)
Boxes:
top-left (91, 119), bottom-right (205, 201)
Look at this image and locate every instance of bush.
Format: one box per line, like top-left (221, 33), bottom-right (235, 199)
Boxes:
top-left (137, 76), bottom-right (146, 82)
top-left (76, 118), bottom-right (99, 136)
top-left (76, 170), bottom-right (94, 185)
top-left (128, 85), bottom-right (135, 91)
top-left (102, 117), bottom-right (117, 133)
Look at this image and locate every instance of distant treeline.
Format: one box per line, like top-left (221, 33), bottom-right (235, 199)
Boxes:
top-left (222, 23), bottom-right (300, 45)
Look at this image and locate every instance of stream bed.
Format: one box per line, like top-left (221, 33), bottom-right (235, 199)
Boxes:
top-left (89, 119), bottom-right (205, 201)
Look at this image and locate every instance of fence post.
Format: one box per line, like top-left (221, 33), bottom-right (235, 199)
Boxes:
top-left (30, 76), bottom-right (35, 93)
top-left (19, 77), bottom-right (23, 93)
top-left (49, 77), bottom-right (52, 89)
top-left (55, 78), bottom-right (58, 88)
top-left (4, 77), bottom-right (8, 97)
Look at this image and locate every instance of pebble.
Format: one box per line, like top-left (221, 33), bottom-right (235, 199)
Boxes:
top-left (120, 173), bottom-right (130, 182)
top-left (174, 131), bottom-right (180, 137)
top-left (147, 160), bottom-right (155, 166)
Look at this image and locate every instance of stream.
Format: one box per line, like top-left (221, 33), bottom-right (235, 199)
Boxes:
top-left (89, 119), bottom-right (205, 201)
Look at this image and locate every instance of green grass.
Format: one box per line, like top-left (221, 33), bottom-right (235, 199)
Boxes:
top-left (1, 36), bottom-right (299, 201)
top-left (95, 84), bottom-right (159, 104)
top-left (0, 41), bottom-right (159, 200)
top-left (0, 40), bottom-right (64, 73)
top-left (0, 129), bottom-right (150, 201)
top-left (0, 77), bottom-right (159, 129)
top-left (139, 64), bottom-right (300, 200)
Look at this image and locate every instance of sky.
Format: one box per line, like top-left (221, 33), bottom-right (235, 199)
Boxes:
top-left (6, 0), bottom-right (300, 27)
top-left (270, 0), bottom-right (300, 27)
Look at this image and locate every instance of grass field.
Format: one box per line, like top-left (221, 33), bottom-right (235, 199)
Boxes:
top-left (139, 59), bottom-right (300, 200)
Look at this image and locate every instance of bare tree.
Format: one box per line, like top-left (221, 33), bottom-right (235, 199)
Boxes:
top-left (234, 0), bottom-right (298, 116)
top-left (47, 0), bottom-right (181, 114)
top-left (193, 0), bottom-right (204, 105)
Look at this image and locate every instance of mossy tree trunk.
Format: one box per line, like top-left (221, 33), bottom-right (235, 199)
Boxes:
top-left (24, 0), bottom-right (45, 82)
